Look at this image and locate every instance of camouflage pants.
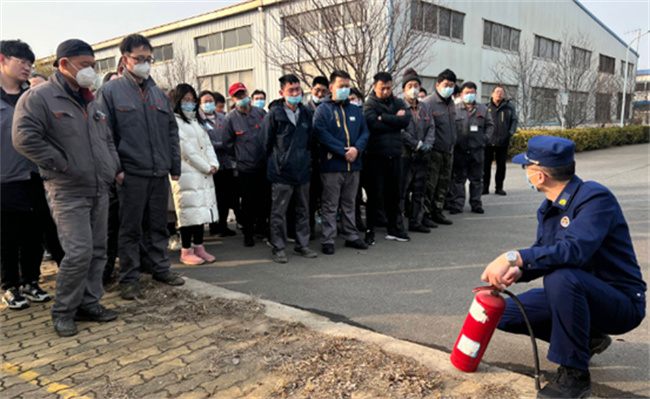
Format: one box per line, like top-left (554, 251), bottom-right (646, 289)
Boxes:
top-left (423, 150), bottom-right (453, 216)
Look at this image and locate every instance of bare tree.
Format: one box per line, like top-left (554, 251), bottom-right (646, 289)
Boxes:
top-left (490, 41), bottom-right (544, 128)
top-left (262, 0), bottom-right (437, 97)
top-left (151, 50), bottom-right (198, 91)
top-left (540, 31), bottom-right (599, 128)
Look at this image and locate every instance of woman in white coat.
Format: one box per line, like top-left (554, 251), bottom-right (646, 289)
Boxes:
top-left (171, 84), bottom-right (219, 265)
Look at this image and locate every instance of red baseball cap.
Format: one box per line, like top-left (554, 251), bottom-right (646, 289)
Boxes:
top-left (228, 82), bottom-right (247, 98)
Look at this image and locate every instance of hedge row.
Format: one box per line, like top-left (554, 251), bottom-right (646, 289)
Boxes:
top-left (508, 126), bottom-right (650, 158)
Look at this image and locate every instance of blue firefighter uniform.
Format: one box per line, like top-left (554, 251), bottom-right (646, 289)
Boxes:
top-left (498, 137), bottom-right (646, 372)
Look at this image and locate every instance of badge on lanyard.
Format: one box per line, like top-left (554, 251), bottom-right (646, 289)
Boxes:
top-left (560, 216), bottom-right (570, 228)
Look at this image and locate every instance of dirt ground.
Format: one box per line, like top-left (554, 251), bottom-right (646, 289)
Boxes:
top-left (99, 277), bottom-right (518, 399)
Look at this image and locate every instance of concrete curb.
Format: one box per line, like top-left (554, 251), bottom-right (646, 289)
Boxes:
top-left (180, 277), bottom-right (538, 398)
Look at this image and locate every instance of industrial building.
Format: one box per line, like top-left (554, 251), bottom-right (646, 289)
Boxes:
top-left (634, 69), bottom-right (650, 125)
top-left (37, 0), bottom-right (640, 127)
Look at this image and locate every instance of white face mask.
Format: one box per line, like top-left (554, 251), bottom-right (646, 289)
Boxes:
top-left (67, 62), bottom-right (96, 89)
top-left (406, 88), bottom-right (419, 100)
top-left (132, 62), bottom-right (151, 80)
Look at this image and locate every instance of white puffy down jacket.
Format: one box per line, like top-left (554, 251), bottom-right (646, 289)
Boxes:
top-left (170, 114), bottom-right (219, 227)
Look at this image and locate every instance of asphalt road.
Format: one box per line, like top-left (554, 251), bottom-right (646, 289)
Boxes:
top-left (173, 143), bottom-right (650, 398)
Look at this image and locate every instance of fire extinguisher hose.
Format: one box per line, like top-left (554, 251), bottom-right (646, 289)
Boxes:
top-left (501, 289), bottom-right (542, 391)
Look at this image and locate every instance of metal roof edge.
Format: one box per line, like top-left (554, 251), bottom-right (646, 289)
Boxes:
top-left (572, 0), bottom-right (640, 58)
top-left (37, 0), bottom-right (281, 63)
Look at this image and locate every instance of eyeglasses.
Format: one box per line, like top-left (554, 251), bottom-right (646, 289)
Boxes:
top-left (126, 55), bottom-right (155, 64)
top-left (10, 57), bottom-right (34, 70)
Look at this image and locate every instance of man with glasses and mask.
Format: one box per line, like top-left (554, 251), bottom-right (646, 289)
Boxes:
top-left (481, 136), bottom-right (646, 399)
top-left (13, 39), bottom-right (122, 336)
top-left (96, 34), bottom-right (183, 301)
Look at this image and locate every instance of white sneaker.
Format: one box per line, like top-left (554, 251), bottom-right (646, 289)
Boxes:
top-left (168, 234), bottom-right (182, 251)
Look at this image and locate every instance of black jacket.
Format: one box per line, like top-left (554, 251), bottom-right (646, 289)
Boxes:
top-left (485, 99), bottom-right (518, 147)
top-left (262, 99), bottom-right (312, 185)
top-left (362, 91), bottom-right (410, 158)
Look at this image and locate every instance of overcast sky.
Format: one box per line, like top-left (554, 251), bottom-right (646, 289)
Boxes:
top-left (1, 0), bottom-right (648, 69)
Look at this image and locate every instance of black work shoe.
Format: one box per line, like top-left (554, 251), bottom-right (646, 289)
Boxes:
top-left (216, 228), bottom-right (236, 237)
top-left (120, 285), bottom-right (142, 300)
top-left (589, 333), bottom-right (612, 357)
top-left (449, 208), bottom-right (462, 215)
top-left (2, 287), bottom-right (29, 310)
top-left (293, 247), bottom-right (318, 258)
top-left (75, 305), bottom-right (117, 322)
top-left (537, 366), bottom-right (591, 399)
top-left (364, 231), bottom-right (376, 246)
top-left (244, 235), bottom-right (255, 247)
top-left (272, 250), bottom-right (288, 264)
top-left (422, 217), bottom-right (438, 228)
top-left (495, 189), bottom-right (507, 196)
top-left (53, 317), bottom-right (78, 337)
top-left (345, 239), bottom-right (369, 250)
top-left (154, 272), bottom-right (185, 286)
top-left (408, 224), bottom-right (431, 233)
top-left (471, 207), bottom-right (485, 214)
top-left (432, 212), bottom-right (452, 225)
top-left (482, 189), bottom-right (489, 195)
top-left (322, 244), bottom-right (335, 255)
top-left (385, 230), bottom-right (410, 242)
top-left (22, 282), bottom-right (51, 303)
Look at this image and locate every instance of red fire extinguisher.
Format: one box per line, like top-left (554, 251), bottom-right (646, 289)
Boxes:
top-left (450, 286), bottom-right (541, 390)
top-left (450, 286), bottom-right (506, 372)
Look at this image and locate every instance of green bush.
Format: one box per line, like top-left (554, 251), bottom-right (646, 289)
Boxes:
top-left (509, 126), bottom-right (649, 158)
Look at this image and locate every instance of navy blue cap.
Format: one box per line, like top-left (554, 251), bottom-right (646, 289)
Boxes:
top-left (512, 136), bottom-right (575, 167)
top-left (53, 39), bottom-right (94, 67)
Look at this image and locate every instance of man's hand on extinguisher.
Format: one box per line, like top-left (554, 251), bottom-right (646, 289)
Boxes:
top-left (481, 252), bottom-right (523, 290)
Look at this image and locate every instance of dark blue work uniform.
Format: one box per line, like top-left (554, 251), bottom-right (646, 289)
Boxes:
top-left (498, 176), bottom-right (646, 370)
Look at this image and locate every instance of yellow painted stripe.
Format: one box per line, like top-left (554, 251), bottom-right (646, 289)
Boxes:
top-left (2, 362), bottom-right (91, 399)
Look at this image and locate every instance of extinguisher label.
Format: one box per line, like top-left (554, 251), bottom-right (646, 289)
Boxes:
top-left (469, 298), bottom-right (488, 323)
top-left (458, 334), bottom-right (481, 358)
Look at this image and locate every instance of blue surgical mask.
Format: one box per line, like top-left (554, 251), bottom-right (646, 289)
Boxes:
top-left (201, 102), bottom-right (216, 114)
top-left (526, 173), bottom-right (539, 191)
top-left (286, 94), bottom-right (303, 106)
top-left (181, 102), bottom-right (196, 112)
top-left (463, 93), bottom-right (476, 104)
top-left (312, 96), bottom-right (321, 104)
top-left (351, 100), bottom-right (363, 107)
top-left (236, 97), bottom-right (251, 108)
top-left (438, 86), bottom-right (454, 99)
top-left (335, 88), bottom-right (350, 101)
top-left (253, 99), bottom-right (266, 108)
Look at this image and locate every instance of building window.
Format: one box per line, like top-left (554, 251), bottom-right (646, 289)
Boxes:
top-left (95, 56), bottom-right (116, 73)
top-left (532, 87), bottom-right (558, 122)
top-left (616, 92), bottom-right (633, 119)
top-left (282, 2), bottom-right (362, 39)
top-left (598, 54), bottom-right (615, 74)
top-left (411, 1), bottom-right (464, 41)
top-left (198, 69), bottom-right (254, 109)
top-left (483, 20), bottom-right (520, 52)
top-left (635, 82), bottom-right (647, 92)
top-left (195, 25), bottom-right (252, 55)
top-left (571, 47), bottom-right (591, 69)
top-left (595, 92), bottom-right (611, 122)
top-left (482, 82), bottom-right (518, 105)
top-left (533, 35), bottom-right (561, 61)
top-left (567, 91), bottom-right (589, 124)
top-left (621, 61), bottom-right (635, 77)
top-left (153, 44), bottom-right (174, 64)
